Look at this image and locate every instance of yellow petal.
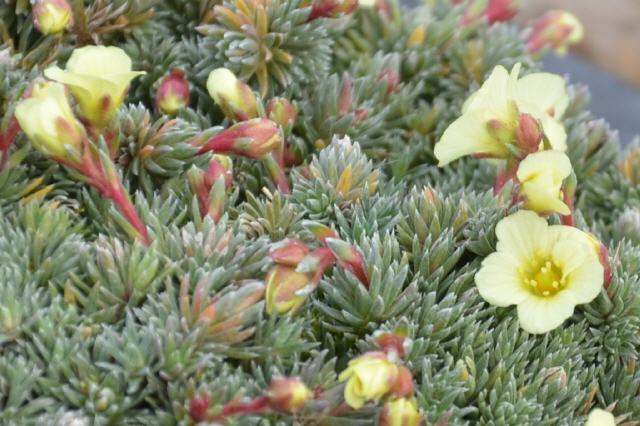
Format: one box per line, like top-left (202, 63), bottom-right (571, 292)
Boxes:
top-left (494, 210), bottom-right (549, 263)
top-left (475, 252), bottom-right (530, 307)
top-left (516, 291), bottom-right (576, 334)
top-left (66, 45), bottom-right (134, 77)
top-left (462, 65), bottom-right (511, 115)
top-left (434, 111), bottom-right (507, 166)
top-left (552, 240), bottom-right (604, 305)
top-left (516, 73), bottom-right (569, 119)
top-left (585, 409), bottom-right (615, 426)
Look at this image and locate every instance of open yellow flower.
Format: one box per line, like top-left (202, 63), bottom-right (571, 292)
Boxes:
top-left (435, 63), bottom-right (568, 166)
top-left (585, 409), bottom-right (615, 426)
top-left (475, 210), bottom-right (604, 334)
top-left (44, 45), bottom-right (145, 129)
top-left (517, 150), bottom-right (572, 215)
top-left (15, 82), bottom-right (84, 158)
top-left (338, 352), bottom-right (399, 409)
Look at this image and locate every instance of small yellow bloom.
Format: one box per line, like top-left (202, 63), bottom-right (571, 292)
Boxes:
top-left (338, 352), bottom-right (399, 409)
top-left (585, 408), bottom-right (615, 426)
top-left (380, 398), bottom-right (422, 426)
top-left (435, 64), bottom-right (568, 166)
top-left (265, 265), bottom-right (313, 314)
top-left (517, 150), bottom-right (572, 215)
top-left (475, 210), bottom-right (604, 334)
top-left (15, 82), bottom-right (84, 158)
top-left (267, 377), bottom-right (312, 414)
top-left (44, 46), bottom-right (145, 129)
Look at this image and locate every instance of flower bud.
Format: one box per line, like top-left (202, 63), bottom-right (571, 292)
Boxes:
top-left (527, 10), bottom-right (584, 56)
top-left (269, 239), bottom-right (310, 267)
top-left (516, 113), bottom-right (542, 155)
top-left (33, 0), bottom-right (73, 35)
top-left (189, 394), bottom-right (211, 422)
top-left (205, 154), bottom-right (233, 189)
top-left (375, 331), bottom-right (410, 358)
top-left (484, 0), bottom-right (520, 24)
top-left (585, 409), bottom-right (615, 426)
top-left (326, 238), bottom-right (369, 286)
top-left (198, 118), bottom-right (282, 160)
top-left (390, 366), bottom-right (414, 398)
top-left (265, 265), bottom-right (314, 315)
top-left (15, 82), bottom-right (85, 159)
top-left (45, 46), bottom-right (145, 129)
top-left (338, 352), bottom-right (399, 409)
top-left (379, 398), bottom-right (422, 426)
top-left (541, 366), bottom-right (568, 389)
top-left (207, 68), bottom-right (258, 121)
top-left (308, 0), bottom-right (358, 21)
top-left (266, 97), bottom-right (297, 128)
top-left (155, 69), bottom-right (190, 115)
top-left (267, 377), bottom-right (312, 413)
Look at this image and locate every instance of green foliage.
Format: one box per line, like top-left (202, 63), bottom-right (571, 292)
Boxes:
top-left (0, 0), bottom-right (637, 424)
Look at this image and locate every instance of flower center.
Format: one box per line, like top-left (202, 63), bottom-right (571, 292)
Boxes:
top-left (523, 258), bottom-right (565, 297)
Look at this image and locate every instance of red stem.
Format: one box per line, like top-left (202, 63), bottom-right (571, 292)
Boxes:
top-left (110, 183), bottom-right (150, 246)
top-left (215, 396), bottom-right (270, 420)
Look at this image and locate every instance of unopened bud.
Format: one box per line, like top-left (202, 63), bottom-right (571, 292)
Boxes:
top-left (205, 154), bottom-right (233, 189)
top-left (484, 0), bottom-right (520, 24)
top-left (198, 118), bottom-right (282, 160)
top-left (379, 69), bottom-right (400, 94)
top-left (338, 73), bottom-right (353, 115)
top-left (541, 366), bottom-right (568, 389)
top-left (207, 68), bottom-right (258, 121)
top-left (266, 97), bottom-right (297, 128)
top-left (267, 377), bottom-right (312, 413)
top-left (33, 0), bottom-right (73, 35)
top-left (308, 0), bottom-right (358, 21)
top-left (390, 366), bottom-right (414, 398)
top-left (375, 331), bottom-right (410, 358)
top-left (326, 238), bottom-right (369, 286)
top-left (527, 10), bottom-right (584, 56)
top-left (156, 69), bottom-right (190, 115)
top-left (269, 239), bottom-right (310, 267)
top-left (189, 394), bottom-right (211, 422)
top-left (516, 113), bottom-right (542, 156)
top-left (379, 398), bottom-right (422, 426)
top-left (265, 265), bottom-right (314, 314)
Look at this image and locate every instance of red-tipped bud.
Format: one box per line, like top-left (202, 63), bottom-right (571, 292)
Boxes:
top-left (265, 265), bottom-right (314, 315)
top-left (516, 113), bottom-right (542, 156)
top-left (33, 0), bottom-right (73, 35)
top-left (485, 0), bottom-right (520, 24)
top-left (375, 331), bottom-right (410, 358)
top-left (189, 394), bottom-right (211, 423)
top-left (599, 244), bottom-right (613, 290)
top-left (266, 377), bottom-right (312, 413)
top-left (198, 118), bottom-right (282, 160)
top-left (269, 239), bottom-right (310, 267)
top-left (308, 0), bottom-right (358, 21)
top-left (390, 366), bottom-right (415, 398)
top-left (205, 154), bottom-right (233, 190)
top-left (156, 69), bottom-right (190, 115)
top-left (207, 68), bottom-right (258, 121)
top-left (266, 97), bottom-right (297, 128)
top-left (338, 73), bottom-right (353, 115)
top-left (326, 238), bottom-right (369, 287)
top-left (527, 10), bottom-right (584, 55)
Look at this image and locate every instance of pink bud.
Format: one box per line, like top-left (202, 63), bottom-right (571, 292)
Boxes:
top-left (338, 73), bottom-right (353, 116)
top-left (269, 239), bottom-right (310, 267)
top-left (485, 0), bottom-right (520, 24)
top-left (527, 10), bottom-right (584, 55)
top-left (390, 366), bottom-right (415, 398)
top-left (156, 69), bottom-right (190, 115)
top-left (308, 0), bottom-right (358, 21)
top-left (375, 332), bottom-right (408, 358)
top-left (33, 0), bottom-right (73, 35)
top-left (198, 119), bottom-right (282, 160)
top-left (189, 394), bottom-right (211, 422)
top-left (266, 97), bottom-right (297, 128)
top-left (379, 69), bottom-right (400, 94)
top-left (516, 113), bottom-right (542, 156)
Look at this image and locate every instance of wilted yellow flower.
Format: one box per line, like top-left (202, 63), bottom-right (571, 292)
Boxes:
top-left (338, 352), bottom-right (399, 409)
top-left (517, 150), bottom-right (572, 215)
top-left (528, 10), bottom-right (584, 56)
top-left (475, 210), bottom-right (604, 334)
top-left (435, 63), bottom-right (568, 166)
top-left (266, 377), bottom-right (312, 414)
top-left (585, 408), bottom-right (615, 426)
top-left (15, 82), bottom-right (84, 158)
top-left (380, 398), bottom-right (422, 426)
top-left (45, 45), bottom-right (145, 129)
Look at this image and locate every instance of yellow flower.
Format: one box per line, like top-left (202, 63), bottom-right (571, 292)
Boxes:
top-left (338, 352), bottom-right (399, 409)
top-left (475, 210), bottom-right (604, 334)
top-left (267, 377), bottom-right (312, 414)
top-left (265, 265), bottom-right (313, 315)
top-left (44, 46), bottom-right (145, 129)
top-left (585, 408), bottom-right (615, 426)
top-left (380, 398), bottom-right (422, 426)
top-left (435, 63), bottom-right (568, 166)
top-left (15, 82), bottom-right (84, 158)
top-left (517, 150), bottom-right (572, 215)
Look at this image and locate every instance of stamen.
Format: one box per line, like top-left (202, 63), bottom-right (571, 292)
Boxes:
top-left (542, 291), bottom-right (550, 296)
top-left (552, 281), bottom-right (559, 288)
